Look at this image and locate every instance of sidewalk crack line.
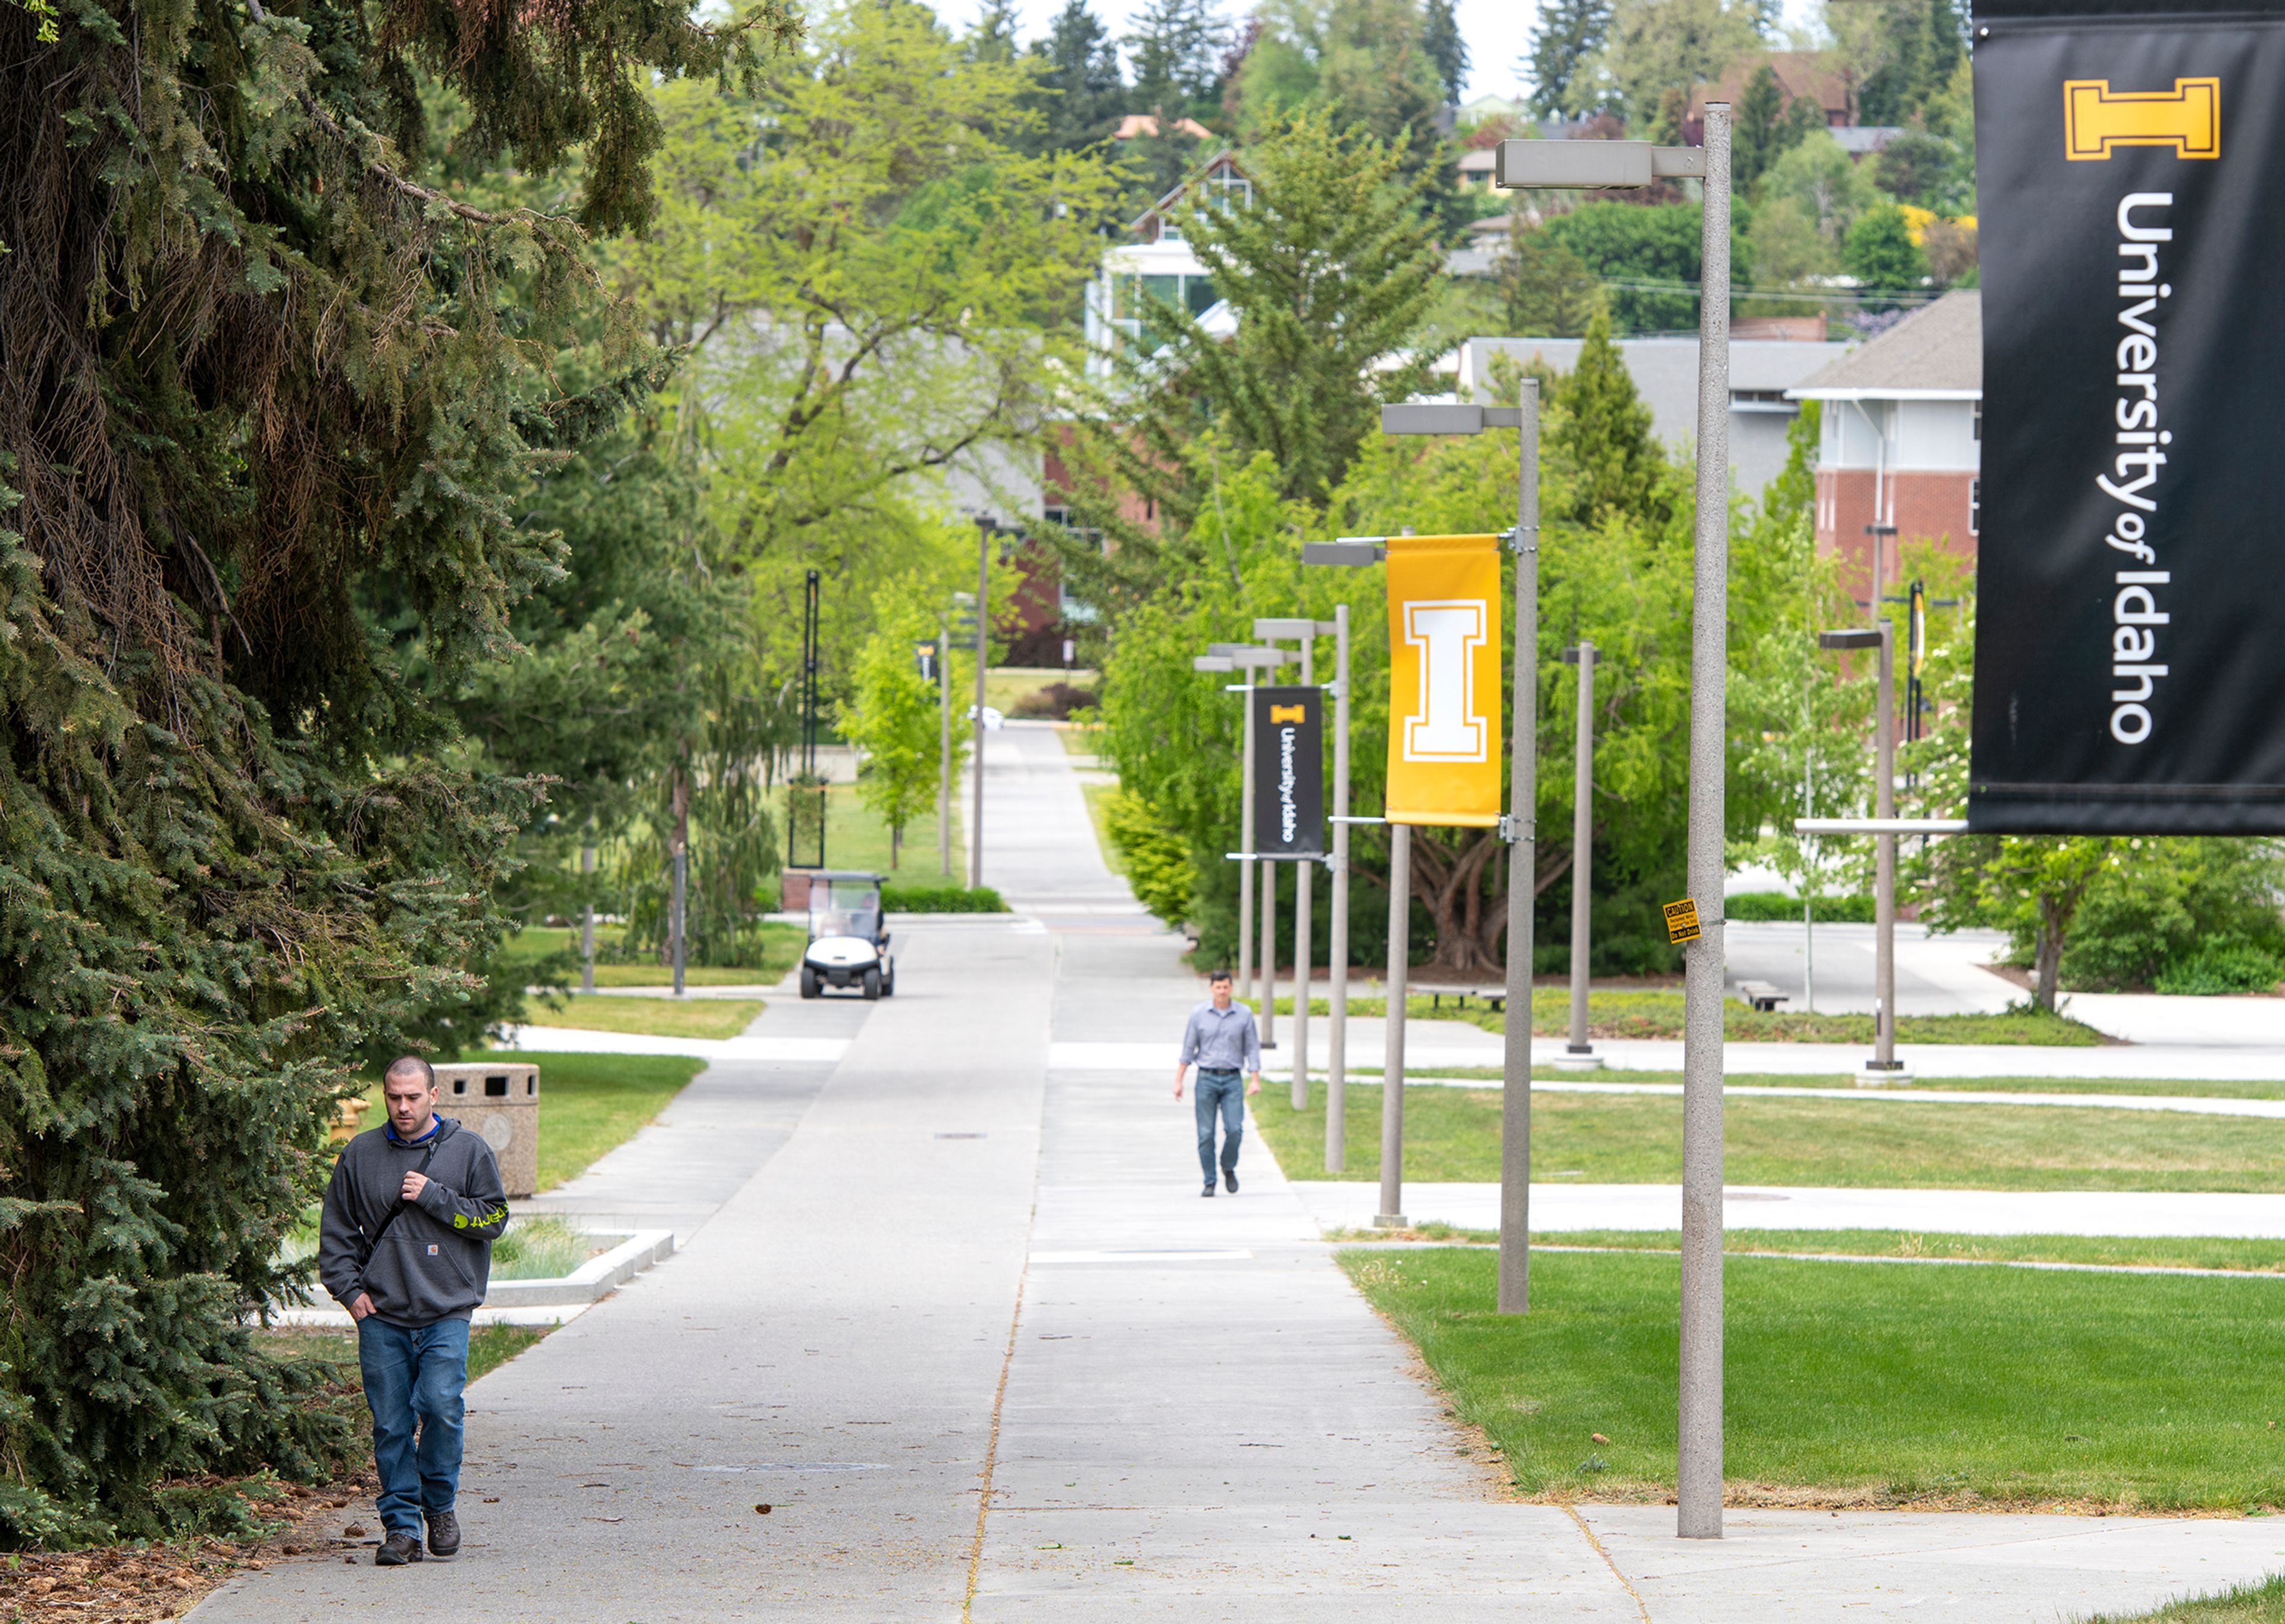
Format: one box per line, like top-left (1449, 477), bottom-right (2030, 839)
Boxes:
top-left (1564, 1503), bottom-right (1652, 1623)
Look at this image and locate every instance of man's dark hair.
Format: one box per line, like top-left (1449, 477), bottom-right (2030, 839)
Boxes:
top-left (1207, 969), bottom-right (1233, 984)
top-left (384, 1054), bottom-right (437, 1090)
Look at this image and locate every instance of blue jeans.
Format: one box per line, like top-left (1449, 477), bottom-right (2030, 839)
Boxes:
top-left (1194, 1068), bottom-right (1244, 1185)
top-left (357, 1316), bottom-right (470, 1534)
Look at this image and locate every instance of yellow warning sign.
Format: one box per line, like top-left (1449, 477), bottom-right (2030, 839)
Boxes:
top-left (1663, 897), bottom-right (1702, 946)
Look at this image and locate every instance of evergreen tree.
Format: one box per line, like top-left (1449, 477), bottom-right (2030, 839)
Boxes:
top-left (969, 0), bottom-right (1023, 62)
top-left (1555, 311), bottom-right (1668, 526)
top-left (1026, 0), bottom-right (1131, 154)
top-left (1073, 109), bottom-right (1443, 578)
top-left (1527, 0), bottom-right (1614, 117)
top-left (0, 0), bottom-right (791, 1541)
top-left (1128, 0), bottom-right (1231, 121)
top-left (1497, 221), bottom-right (1608, 336)
top-left (1733, 62), bottom-right (1785, 187)
top-left (1423, 0), bottom-right (1470, 104)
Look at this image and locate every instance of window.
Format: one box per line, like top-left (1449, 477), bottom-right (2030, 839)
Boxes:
top-left (1972, 399), bottom-right (1982, 442)
top-left (1185, 276), bottom-right (1219, 317)
top-left (1968, 477), bottom-right (1980, 535)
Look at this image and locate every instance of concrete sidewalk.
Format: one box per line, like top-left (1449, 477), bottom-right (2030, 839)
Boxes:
top-left (195, 696), bottom-right (2285, 1622)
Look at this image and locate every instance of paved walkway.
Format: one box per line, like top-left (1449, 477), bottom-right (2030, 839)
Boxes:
top-left (195, 711), bottom-right (2285, 1622)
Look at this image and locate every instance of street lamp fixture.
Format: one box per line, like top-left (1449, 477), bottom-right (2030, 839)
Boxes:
top-left (1498, 104), bottom-right (1735, 1542)
top-left (1377, 388), bottom-right (1542, 1308)
top-left (1818, 625), bottom-right (1904, 1082)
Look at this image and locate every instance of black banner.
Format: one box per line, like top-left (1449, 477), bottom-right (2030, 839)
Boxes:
top-left (1250, 685), bottom-right (1324, 858)
top-left (1970, 0), bottom-right (2285, 831)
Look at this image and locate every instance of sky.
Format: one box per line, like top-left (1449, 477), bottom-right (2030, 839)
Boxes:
top-left (926, 0), bottom-right (1824, 106)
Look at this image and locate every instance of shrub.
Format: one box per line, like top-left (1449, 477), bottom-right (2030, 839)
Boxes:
top-left (880, 884), bottom-right (1009, 913)
top-left (2061, 838), bottom-right (2285, 991)
top-left (1103, 790), bottom-right (1197, 926)
top-left (2154, 942), bottom-right (2284, 997)
top-left (1726, 891), bottom-right (1876, 923)
top-left (1010, 681), bottom-right (1100, 719)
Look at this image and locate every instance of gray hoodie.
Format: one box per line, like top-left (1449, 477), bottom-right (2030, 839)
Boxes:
top-left (318, 1116), bottom-right (511, 1327)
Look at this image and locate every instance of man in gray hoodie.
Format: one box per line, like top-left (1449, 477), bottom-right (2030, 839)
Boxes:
top-left (319, 1056), bottom-right (512, 1566)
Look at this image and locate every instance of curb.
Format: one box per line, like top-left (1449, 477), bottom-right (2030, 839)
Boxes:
top-left (485, 1229), bottom-right (677, 1307)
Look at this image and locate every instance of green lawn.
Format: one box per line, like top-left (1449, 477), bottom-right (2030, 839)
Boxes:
top-left (1341, 1246), bottom-right (2285, 1509)
top-left (1081, 779), bottom-right (1123, 877)
top-left (362, 1051), bottom-right (704, 1190)
top-left (519, 993), bottom-right (763, 1040)
top-left (1274, 988), bottom-right (2105, 1046)
top-left (2094, 1576), bottom-right (2285, 1623)
top-left (500, 923), bottom-right (802, 987)
top-left (1254, 1081), bottom-right (2285, 1191)
top-left (1504, 1229), bottom-right (2285, 1274)
top-left (1401, 1069), bottom-right (2285, 1100)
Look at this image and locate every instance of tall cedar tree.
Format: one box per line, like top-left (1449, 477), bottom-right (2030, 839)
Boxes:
top-left (1025, 0), bottom-right (1132, 154)
top-left (1556, 312), bottom-right (1669, 527)
top-left (1127, 0), bottom-right (1231, 121)
top-left (1529, 0), bottom-right (1614, 117)
top-left (1074, 108), bottom-right (1442, 598)
top-left (1422, 0), bottom-right (1469, 102)
top-left (0, 0), bottom-right (790, 1541)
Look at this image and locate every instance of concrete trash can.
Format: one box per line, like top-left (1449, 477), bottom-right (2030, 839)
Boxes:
top-left (434, 1062), bottom-right (539, 1198)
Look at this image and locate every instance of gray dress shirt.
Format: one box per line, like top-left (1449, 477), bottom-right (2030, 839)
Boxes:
top-left (1180, 1001), bottom-right (1263, 1073)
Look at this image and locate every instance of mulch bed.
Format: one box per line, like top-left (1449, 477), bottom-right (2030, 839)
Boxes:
top-left (0, 1472), bottom-right (388, 1622)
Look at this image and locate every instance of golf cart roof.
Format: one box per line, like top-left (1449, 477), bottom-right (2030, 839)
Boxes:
top-left (806, 870), bottom-right (887, 885)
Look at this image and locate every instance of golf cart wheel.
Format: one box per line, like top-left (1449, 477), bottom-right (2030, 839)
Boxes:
top-left (861, 966), bottom-right (881, 1001)
top-left (882, 963), bottom-right (896, 997)
top-left (800, 965), bottom-right (821, 1000)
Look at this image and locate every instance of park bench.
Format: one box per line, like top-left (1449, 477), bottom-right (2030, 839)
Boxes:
top-left (1735, 979), bottom-right (1789, 1013)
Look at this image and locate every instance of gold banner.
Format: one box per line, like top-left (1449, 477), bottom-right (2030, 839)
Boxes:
top-left (1384, 532), bottom-right (1503, 827)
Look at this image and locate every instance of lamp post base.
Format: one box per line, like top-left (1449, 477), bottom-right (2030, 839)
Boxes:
top-left (1372, 1213), bottom-right (1409, 1229)
top-left (1551, 1047), bottom-right (1603, 1071)
top-left (1857, 1059), bottom-right (1912, 1087)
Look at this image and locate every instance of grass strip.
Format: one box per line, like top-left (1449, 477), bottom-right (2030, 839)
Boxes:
top-left (2092, 1575), bottom-right (2285, 1622)
top-left (1275, 989), bottom-right (2104, 1045)
top-left (497, 923), bottom-right (802, 987)
top-left (1394, 1068), bottom-right (2285, 1100)
top-left (1338, 1227), bottom-right (2285, 1275)
top-left (518, 994), bottom-right (762, 1040)
top-left (1339, 1246), bottom-right (2285, 1510)
top-left (1254, 1080), bottom-right (2285, 1190)
top-left (359, 1051), bottom-right (705, 1190)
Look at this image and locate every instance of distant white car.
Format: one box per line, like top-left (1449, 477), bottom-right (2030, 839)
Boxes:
top-left (965, 704), bottom-right (1006, 731)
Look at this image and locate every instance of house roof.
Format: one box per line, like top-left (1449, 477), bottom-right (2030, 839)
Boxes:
top-left (1113, 114), bottom-right (1215, 142)
top-left (1129, 148), bottom-right (1247, 241)
top-left (1690, 52), bottom-right (1854, 121)
top-left (1787, 290), bottom-right (1982, 400)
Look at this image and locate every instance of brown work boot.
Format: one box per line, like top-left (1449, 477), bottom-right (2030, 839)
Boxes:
top-left (374, 1530), bottom-right (424, 1566)
top-left (425, 1507), bottom-right (461, 1558)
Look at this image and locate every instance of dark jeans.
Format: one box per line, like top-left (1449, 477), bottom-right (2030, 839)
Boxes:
top-left (358, 1316), bottom-right (470, 1534)
top-left (1194, 1068), bottom-right (1244, 1185)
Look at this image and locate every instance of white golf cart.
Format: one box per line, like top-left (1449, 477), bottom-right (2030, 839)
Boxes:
top-left (798, 870), bottom-right (896, 1000)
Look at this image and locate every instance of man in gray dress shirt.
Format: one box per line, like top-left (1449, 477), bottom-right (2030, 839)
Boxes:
top-left (1173, 970), bottom-right (1263, 1197)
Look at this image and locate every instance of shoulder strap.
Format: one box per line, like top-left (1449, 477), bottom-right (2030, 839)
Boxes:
top-left (358, 1136), bottom-right (442, 1259)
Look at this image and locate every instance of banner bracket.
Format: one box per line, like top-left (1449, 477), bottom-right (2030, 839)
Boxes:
top-left (1497, 814), bottom-right (1533, 844)
top-left (1506, 525), bottom-right (1538, 555)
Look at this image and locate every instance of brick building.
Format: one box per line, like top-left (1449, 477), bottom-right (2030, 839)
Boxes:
top-left (1787, 292), bottom-right (1982, 609)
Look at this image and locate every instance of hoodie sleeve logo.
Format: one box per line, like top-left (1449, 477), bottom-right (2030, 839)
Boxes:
top-left (2065, 79), bottom-right (2221, 160)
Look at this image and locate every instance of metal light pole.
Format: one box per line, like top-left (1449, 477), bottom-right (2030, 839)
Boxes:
top-left (1328, 605), bottom-right (1352, 1170)
top-left (971, 518), bottom-right (994, 890)
top-left (1496, 108), bottom-right (1731, 1536)
top-left (1558, 643), bottom-right (1598, 1066)
top-left (1378, 822), bottom-right (1411, 1228)
top-left (1376, 381), bottom-right (1541, 1312)
top-left (1498, 380), bottom-right (1540, 1315)
top-left (580, 837), bottom-right (597, 996)
top-left (1818, 624), bottom-right (1900, 1076)
top-left (1256, 615), bottom-right (1336, 1106)
top-left (939, 617), bottom-right (953, 878)
top-left (1296, 549), bottom-right (1379, 1175)
top-left (1676, 102), bottom-right (1732, 1541)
